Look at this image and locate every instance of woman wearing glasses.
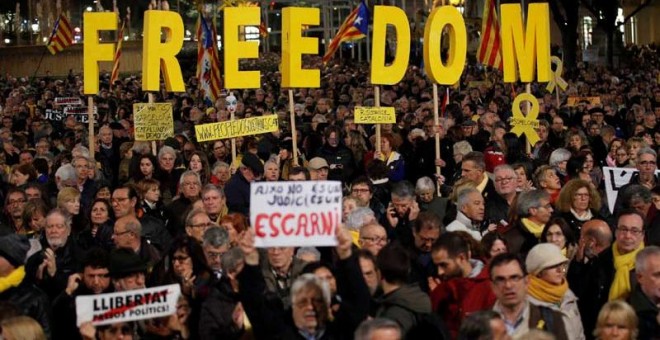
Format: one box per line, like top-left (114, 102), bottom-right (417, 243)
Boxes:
top-left (555, 179), bottom-right (603, 237)
top-left (526, 243), bottom-right (586, 340)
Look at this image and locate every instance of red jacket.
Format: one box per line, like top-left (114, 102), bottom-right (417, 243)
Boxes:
top-left (430, 261), bottom-right (497, 337)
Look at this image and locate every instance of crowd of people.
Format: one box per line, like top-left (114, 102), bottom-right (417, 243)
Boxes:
top-left (0, 43), bottom-right (658, 340)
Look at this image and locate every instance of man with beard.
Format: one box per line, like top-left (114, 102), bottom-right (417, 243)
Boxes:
top-left (30, 208), bottom-right (83, 299)
top-left (52, 248), bottom-right (113, 338)
top-left (430, 232), bottom-right (496, 337)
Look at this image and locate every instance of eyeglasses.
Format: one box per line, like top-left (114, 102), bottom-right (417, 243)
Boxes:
top-left (615, 227), bottom-right (643, 235)
top-left (111, 197), bottom-right (129, 203)
top-left (205, 251), bottom-right (227, 259)
top-left (545, 262), bottom-right (568, 272)
top-left (418, 236), bottom-right (438, 244)
top-left (173, 255), bottom-right (190, 263)
top-left (639, 160), bottom-right (656, 166)
top-left (190, 222), bottom-right (211, 228)
top-left (293, 296), bottom-right (325, 309)
top-left (495, 177), bottom-right (515, 183)
top-left (491, 274), bottom-right (524, 286)
top-left (351, 188), bottom-right (370, 193)
top-left (360, 236), bottom-right (387, 244)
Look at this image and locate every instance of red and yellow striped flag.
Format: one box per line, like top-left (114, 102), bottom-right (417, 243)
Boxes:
top-left (110, 20), bottom-right (125, 87)
top-left (477, 0), bottom-right (502, 70)
top-left (46, 14), bottom-right (74, 55)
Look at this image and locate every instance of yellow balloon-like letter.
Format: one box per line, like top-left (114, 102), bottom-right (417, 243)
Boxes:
top-left (83, 12), bottom-right (117, 95)
top-left (142, 10), bottom-right (185, 92)
top-left (423, 6), bottom-right (467, 85)
top-left (281, 7), bottom-right (320, 88)
top-left (224, 7), bottom-right (260, 89)
top-left (500, 3), bottom-right (551, 83)
top-left (371, 6), bottom-right (410, 85)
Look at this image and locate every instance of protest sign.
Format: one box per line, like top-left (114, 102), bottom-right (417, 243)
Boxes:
top-left (354, 107), bottom-right (396, 124)
top-left (603, 166), bottom-right (660, 213)
top-left (567, 96), bottom-right (601, 107)
top-left (250, 181), bottom-right (342, 248)
top-left (55, 97), bottom-right (83, 106)
top-left (45, 107), bottom-right (98, 123)
top-left (76, 284), bottom-right (180, 326)
top-left (510, 93), bottom-right (540, 146)
top-left (133, 103), bottom-right (174, 141)
top-left (195, 114), bottom-right (279, 142)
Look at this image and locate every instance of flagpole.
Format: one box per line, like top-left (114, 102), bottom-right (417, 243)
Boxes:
top-left (230, 92), bottom-right (237, 167)
top-left (375, 86), bottom-right (381, 155)
top-left (148, 93), bottom-right (157, 156)
top-left (88, 96), bottom-right (95, 163)
top-left (289, 89), bottom-right (299, 166)
top-left (433, 84), bottom-right (441, 196)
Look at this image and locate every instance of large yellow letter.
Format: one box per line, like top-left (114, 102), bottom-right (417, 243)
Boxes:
top-left (423, 6), bottom-right (466, 85)
top-left (83, 12), bottom-right (117, 95)
top-left (371, 6), bottom-right (410, 85)
top-left (224, 7), bottom-right (260, 89)
top-left (281, 7), bottom-right (319, 88)
top-left (142, 10), bottom-right (185, 92)
top-left (500, 3), bottom-right (551, 83)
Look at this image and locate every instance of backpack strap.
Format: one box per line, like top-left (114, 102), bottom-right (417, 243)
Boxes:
top-left (538, 305), bottom-right (555, 332)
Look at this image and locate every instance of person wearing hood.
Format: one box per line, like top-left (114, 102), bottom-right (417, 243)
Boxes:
top-left (526, 243), bottom-right (585, 340)
top-left (429, 232), bottom-right (496, 338)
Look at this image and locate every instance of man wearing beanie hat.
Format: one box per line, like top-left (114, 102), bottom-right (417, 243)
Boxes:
top-left (0, 234), bottom-right (51, 337)
top-left (526, 243), bottom-right (585, 340)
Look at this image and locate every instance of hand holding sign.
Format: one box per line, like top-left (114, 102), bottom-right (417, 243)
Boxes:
top-left (510, 93), bottom-right (541, 147)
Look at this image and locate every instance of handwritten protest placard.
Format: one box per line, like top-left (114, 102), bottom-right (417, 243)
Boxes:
top-left (354, 107), bottom-right (396, 124)
top-left (250, 181), bottom-right (342, 248)
top-left (195, 114), bottom-right (279, 142)
top-left (76, 284), bottom-right (181, 326)
top-left (133, 103), bottom-right (174, 141)
top-left (567, 96), bottom-right (601, 107)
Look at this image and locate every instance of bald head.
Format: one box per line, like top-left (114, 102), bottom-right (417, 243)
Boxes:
top-left (359, 223), bottom-right (388, 256)
top-left (581, 219), bottom-right (613, 257)
top-left (113, 215), bottom-right (142, 251)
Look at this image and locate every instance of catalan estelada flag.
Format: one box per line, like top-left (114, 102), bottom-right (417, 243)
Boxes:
top-left (47, 14), bottom-right (74, 55)
top-left (110, 20), bottom-right (125, 87)
top-left (322, 1), bottom-right (369, 64)
top-left (196, 15), bottom-right (222, 103)
top-left (477, 0), bottom-right (502, 70)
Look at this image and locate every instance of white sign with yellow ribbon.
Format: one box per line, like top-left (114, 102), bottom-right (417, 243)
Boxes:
top-left (546, 56), bottom-right (568, 93)
top-left (510, 93), bottom-right (540, 146)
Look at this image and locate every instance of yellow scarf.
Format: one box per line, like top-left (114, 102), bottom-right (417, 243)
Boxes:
top-left (608, 241), bottom-right (644, 301)
top-left (527, 275), bottom-right (568, 305)
top-left (0, 266), bottom-right (25, 293)
top-left (521, 218), bottom-right (545, 238)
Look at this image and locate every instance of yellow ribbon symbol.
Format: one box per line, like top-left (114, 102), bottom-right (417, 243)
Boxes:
top-left (510, 93), bottom-right (541, 146)
top-left (546, 56), bottom-right (568, 93)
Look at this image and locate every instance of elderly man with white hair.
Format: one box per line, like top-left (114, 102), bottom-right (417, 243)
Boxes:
top-left (446, 188), bottom-right (487, 241)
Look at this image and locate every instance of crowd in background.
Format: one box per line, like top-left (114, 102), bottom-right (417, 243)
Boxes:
top-left (0, 43), bottom-right (658, 339)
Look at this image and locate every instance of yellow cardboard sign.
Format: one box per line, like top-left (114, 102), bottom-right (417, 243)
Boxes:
top-left (133, 103), bottom-right (174, 141)
top-left (354, 107), bottom-right (396, 124)
top-left (195, 115), bottom-right (279, 142)
top-left (567, 96), bottom-right (601, 106)
top-left (510, 93), bottom-right (540, 146)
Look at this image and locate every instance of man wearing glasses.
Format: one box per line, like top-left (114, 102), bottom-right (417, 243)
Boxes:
top-left (112, 185), bottom-right (171, 252)
top-left (490, 253), bottom-right (568, 339)
top-left (568, 210), bottom-right (646, 338)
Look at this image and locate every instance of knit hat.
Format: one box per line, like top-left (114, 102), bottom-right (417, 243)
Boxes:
top-left (110, 248), bottom-right (148, 279)
top-left (0, 234), bottom-right (30, 267)
top-left (525, 243), bottom-right (568, 275)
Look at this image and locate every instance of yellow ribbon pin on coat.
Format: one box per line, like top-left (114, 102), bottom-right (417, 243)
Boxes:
top-left (510, 93), bottom-right (541, 147)
top-left (546, 56), bottom-right (568, 93)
